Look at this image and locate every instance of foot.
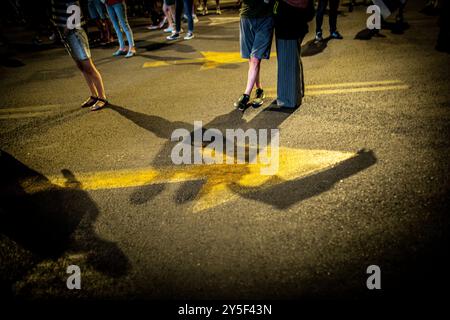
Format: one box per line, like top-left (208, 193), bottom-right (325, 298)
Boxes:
top-left (193, 14), bottom-right (199, 23)
top-left (202, 8), bottom-right (208, 15)
top-left (146, 25), bottom-right (160, 30)
top-left (330, 31), bottom-right (343, 39)
top-left (216, 8), bottom-right (222, 15)
top-left (164, 26), bottom-right (174, 33)
top-left (184, 32), bottom-right (194, 40)
top-left (81, 96), bottom-right (97, 108)
top-left (234, 94), bottom-right (250, 111)
top-left (158, 17), bottom-right (168, 29)
top-left (113, 48), bottom-right (127, 56)
top-left (252, 88), bottom-right (265, 108)
top-left (90, 98), bottom-right (108, 111)
top-left (166, 32), bottom-right (180, 40)
top-left (315, 31), bottom-right (323, 42)
top-left (125, 49), bottom-right (136, 58)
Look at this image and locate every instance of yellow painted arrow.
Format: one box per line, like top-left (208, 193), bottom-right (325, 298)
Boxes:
top-left (20, 146), bottom-right (356, 212)
top-left (142, 51), bottom-right (275, 70)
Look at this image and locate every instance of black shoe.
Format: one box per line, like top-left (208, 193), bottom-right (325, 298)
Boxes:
top-left (234, 94), bottom-right (250, 111)
top-left (252, 88), bottom-right (265, 108)
top-left (330, 31), bottom-right (343, 39)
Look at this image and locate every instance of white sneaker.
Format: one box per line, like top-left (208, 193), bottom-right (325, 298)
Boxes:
top-left (216, 7), bottom-right (221, 15)
top-left (167, 33), bottom-right (180, 40)
top-left (193, 14), bottom-right (199, 23)
top-left (184, 32), bottom-right (194, 40)
top-left (164, 27), bottom-right (174, 33)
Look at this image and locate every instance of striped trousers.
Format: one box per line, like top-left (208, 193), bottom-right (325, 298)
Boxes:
top-left (276, 37), bottom-right (305, 108)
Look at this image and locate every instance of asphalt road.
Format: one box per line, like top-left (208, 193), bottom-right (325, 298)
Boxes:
top-left (0, 1), bottom-right (449, 301)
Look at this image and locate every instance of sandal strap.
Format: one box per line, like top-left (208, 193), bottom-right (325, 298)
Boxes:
top-left (96, 98), bottom-right (108, 103)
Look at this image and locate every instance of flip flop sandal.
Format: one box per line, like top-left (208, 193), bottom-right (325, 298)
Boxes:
top-left (90, 98), bottom-right (109, 111)
top-left (81, 96), bottom-right (98, 108)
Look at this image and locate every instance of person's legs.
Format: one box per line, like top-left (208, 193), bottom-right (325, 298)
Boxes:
top-left (77, 59), bottom-right (106, 99)
top-left (77, 59), bottom-right (108, 110)
top-left (163, 3), bottom-right (174, 29)
top-left (245, 57), bottom-right (261, 95)
top-left (183, 0), bottom-right (194, 32)
top-left (315, 0), bottom-right (328, 34)
top-left (216, 0), bottom-right (221, 14)
top-left (202, 0), bottom-right (208, 15)
top-left (175, 0), bottom-right (184, 33)
top-left (106, 4), bottom-right (125, 50)
top-left (114, 2), bottom-right (135, 51)
top-left (329, 0), bottom-right (340, 33)
top-left (276, 37), bottom-right (302, 108)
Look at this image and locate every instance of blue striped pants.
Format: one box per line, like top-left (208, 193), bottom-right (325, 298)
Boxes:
top-left (276, 37), bottom-right (304, 108)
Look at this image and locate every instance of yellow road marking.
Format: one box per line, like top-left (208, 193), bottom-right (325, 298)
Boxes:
top-left (20, 146), bottom-right (356, 212)
top-left (143, 51), bottom-right (272, 70)
top-left (306, 85), bottom-right (409, 95)
top-left (265, 82), bottom-right (409, 97)
top-left (306, 80), bottom-right (404, 89)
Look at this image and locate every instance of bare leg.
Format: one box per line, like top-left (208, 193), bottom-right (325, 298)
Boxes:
top-left (78, 59), bottom-right (106, 100)
top-left (244, 57), bottom-right (261, 95)
top-left (164, 3), bottom-right (174, 29)
top-left (76, 60), bottom-right (98, 97)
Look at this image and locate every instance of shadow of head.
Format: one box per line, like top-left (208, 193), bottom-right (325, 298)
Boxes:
top-left (229, 149), bottom-right (377, 209)
top-left (301, 38), bottom-right (331, 57)
top-left (0, 150), bottom-right (130, 278)
top-left (354, 28), bottom-right (386, 40)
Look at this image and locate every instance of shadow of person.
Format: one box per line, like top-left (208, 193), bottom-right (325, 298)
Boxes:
top-left (110, 104), bottom-right (293, 207)
top-left (354, 28), bottom-right (386, 40)
top-left (0, 150), bottom-right (131, 297)
top-left (228, 149), bottom-right (377, 209)
top-left (301, 38), bottom-right (331, 57)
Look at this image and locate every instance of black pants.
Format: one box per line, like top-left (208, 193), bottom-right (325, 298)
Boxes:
top-left (315, 0), bottom-right (340, 34)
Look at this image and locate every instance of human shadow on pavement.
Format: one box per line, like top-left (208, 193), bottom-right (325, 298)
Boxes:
top-left (110, 104), bottom-right (292, 206)
top-left (301, 38), bottom-right (331, 57)
top-left (229, 149), bottom-right (377, 209)
top-left (110, 105), bottom-right (377, 211)
top-left (0, 150), bottom-right (131, 298)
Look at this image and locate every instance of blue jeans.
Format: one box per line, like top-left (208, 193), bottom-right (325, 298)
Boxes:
top-left (175, 0), bottom-right (194, 33)
top-left (106, 2), bottom-right (134, 49)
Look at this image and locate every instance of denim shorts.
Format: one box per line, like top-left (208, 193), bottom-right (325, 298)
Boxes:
top-left (240, 16), bottom-right (274, 60)
top-left (62, 29), bottom-right (91, 61)
top-left (88, 0), bottom-right (107, 20)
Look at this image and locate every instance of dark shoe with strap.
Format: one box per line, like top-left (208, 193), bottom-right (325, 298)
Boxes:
top-left (81, 96), bottom-right (98, 108)
top-left (90, 98), bottom-right (109, 111)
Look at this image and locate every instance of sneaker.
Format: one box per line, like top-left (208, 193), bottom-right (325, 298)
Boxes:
top-left (315, 31), bottom-right (323, 42)
top-left (202, 8), bottom-right (208, 15)
top-left (234, 94), bottom-right (250, 111)
top-left (167, 33), bottom-right (180, 40)
top-left (330, 31), bottom-right (343, 39)
top-left (197, 5), bottom-right (204, 12)
top-left (113, 49), bottom-right (127, 56)
top-left (125, 50), bottom-right (136, 58)
top-left (216, 8), bottom-right (222, 15)
top-left (184, 32), bottom-right (194, 40)
top-left (193, 14), bottom-right (199, 23)
top-left (252, 88), bottom-right (265, 107)
top-left (164, 27), bottom-right (174, 33)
